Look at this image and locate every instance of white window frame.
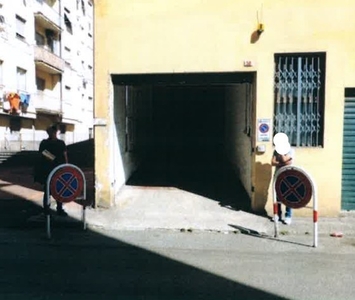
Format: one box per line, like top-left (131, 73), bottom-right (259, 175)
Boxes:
top-left (15, 15), bottom-right (26, 40)
top-left (17, 67), bottom-right (27, 92)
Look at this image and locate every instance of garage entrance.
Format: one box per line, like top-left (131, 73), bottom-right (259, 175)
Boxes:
top-left (112, 72), bottom-right (255, 211)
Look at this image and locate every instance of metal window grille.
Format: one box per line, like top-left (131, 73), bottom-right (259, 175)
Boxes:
top-left (274, 53), bottom-right (325, 147)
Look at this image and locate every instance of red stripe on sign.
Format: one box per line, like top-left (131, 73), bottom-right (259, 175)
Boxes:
top-left (273, 203), bottom-right (278, 215)
top-left (313, 211), bottom-right (318, 222)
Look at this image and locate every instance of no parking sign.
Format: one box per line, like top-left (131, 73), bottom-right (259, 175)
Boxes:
top-left (45, 164), bottom-right (87, 239)
top-left (50, 166), bottom-right (84, 203)
top-left (273, 166), bottom-right (318, 247)
top-left (257, 119), bottom-right (271, 142)
top-left (275, 168), bottom-right (313, 209)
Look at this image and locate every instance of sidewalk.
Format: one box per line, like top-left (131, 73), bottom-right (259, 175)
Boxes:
top-left (1, 166), bottom-right (354, 237)
top-left (64, 185), bottom-right (355, 238)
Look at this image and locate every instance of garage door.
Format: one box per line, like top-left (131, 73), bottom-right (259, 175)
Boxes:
top-left (341, 91), bottom-right (355, 210)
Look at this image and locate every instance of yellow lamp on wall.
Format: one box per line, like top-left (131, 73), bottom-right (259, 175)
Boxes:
top-left (257, 23), bottom-right (264, 34)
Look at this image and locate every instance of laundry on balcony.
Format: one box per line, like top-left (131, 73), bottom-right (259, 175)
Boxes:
top-left (6, 92), bottom-right (21, 115)
top-left (2, 100), bottom-right (10, 111)
top-left (1, 92), bottom-right (10, 112)
top-left (20, 92), bottom-right (31, 112)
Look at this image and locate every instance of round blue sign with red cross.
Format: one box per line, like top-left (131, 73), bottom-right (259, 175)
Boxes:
top-left (275, 168), bottom-right (313, 209)
top-left (259, 123), bottom-right (269, 133)
top-left (50, 166), bottom-right (84, 203)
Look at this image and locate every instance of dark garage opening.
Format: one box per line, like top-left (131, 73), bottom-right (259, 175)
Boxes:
top-left (112, 73), bottom-right (254, 211)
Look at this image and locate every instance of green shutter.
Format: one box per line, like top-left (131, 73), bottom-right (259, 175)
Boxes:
top-left (342, 97), bottom-right (355, 210)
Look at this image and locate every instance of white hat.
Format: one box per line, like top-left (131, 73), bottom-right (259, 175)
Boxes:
top-left (275, 141), bottom-right (291, 155)
top-left (273, 132), bottom-right (289, 146)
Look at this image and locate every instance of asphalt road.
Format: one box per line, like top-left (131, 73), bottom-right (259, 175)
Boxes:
top-left (1, 166), bottom-right (355, 300)
top-left (1, 226), bottom-right (354, 300)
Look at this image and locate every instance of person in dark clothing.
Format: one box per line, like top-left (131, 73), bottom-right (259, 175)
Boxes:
top-left (34, 125), bottom-right (68, 216)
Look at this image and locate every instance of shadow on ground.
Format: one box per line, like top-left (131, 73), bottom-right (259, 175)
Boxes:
top-left (0, 139), bottom-right (95, 204)
top-left (0, 185), bottom-right (287, 300)
top-left (127, 148), bottom-right (252, 212)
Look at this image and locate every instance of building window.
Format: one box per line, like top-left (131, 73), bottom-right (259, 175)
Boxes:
top-left (17, 67), bottom-right (26, 91)
top-left (15, 15), bottom-right (26, 40)
top-left (35, 32), bottom-right (45, 46)
top-left (87, 21), bottom-right (92, 37)
top-left (59, 124), bottom-right (66, 134)
top-left (63, 46), bottom-right (71, 64)
top-left (64, 13), bottom-right (72, 34)
top-left (274, 53), bottom-right (326, 147)
top-left (0, 60), bottom-right (3, 85)
top-left (81, 0), bottom-right (86, 15)
top-left (45, 29), bottom-right (55, 52)
top-left (36, 77), bottom-right (45, 91)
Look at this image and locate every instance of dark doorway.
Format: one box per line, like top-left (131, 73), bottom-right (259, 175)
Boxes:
top-left (126, 85), bottom-right (250, 211)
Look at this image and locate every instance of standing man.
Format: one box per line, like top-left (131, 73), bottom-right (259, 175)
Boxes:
top-left (271, 134), bottom-right (295, 225)
top-left (35, 125), bottom-right (68, 216)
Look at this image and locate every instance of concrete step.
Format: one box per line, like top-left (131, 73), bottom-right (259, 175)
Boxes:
top-left (0, 151), bottom-right (38, 166)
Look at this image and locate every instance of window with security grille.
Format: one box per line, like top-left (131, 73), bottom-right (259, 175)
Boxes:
top-left (274, 53), bottom-right (326, 147)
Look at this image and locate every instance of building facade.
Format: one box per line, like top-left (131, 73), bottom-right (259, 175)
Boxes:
top-left (94, 0), bottom-right (355, 216)
top-left (0, 0), bottom-right (93, 152)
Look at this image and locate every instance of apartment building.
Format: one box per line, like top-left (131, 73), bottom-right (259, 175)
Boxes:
top-left (0, 0), bottom-right (93, 152)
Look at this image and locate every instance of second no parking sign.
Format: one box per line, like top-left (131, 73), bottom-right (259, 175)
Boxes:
top-left (257, 119), bottom-right (271, 142)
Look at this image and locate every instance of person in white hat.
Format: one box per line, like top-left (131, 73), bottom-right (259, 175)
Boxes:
top-left (273, 132), bottom-right (289, 146)
top-left (271, 134), bottom-right (295, 225)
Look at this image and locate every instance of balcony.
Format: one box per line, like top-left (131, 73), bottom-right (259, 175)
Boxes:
top-left (34, 45), bottom-right (64, 74)
top-left (34, 0), bottom-right (62, 32)
top-left (34, 91), bottom-right (62, 115)
top-left (62, 101), bottom-right (80, 123)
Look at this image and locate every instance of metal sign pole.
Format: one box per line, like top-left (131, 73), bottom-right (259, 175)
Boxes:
top-left (312, 180), bottom-right (318, 248)
top-left (46, 179), bottom-right (51, 240)
top-left (44, 163), bottom-right (87, 239)
top-left (296, 166), bottom-right (318, 248)
top-left (45, 164), bottom-right (66, 239)
top-left (272, 172), bottom-right (279, 238)
top-left (79, 166), bottom-right (87, 230)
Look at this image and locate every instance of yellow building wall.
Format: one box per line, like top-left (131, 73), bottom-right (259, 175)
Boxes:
top-left (95, 0), bottom-right (355, 215)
